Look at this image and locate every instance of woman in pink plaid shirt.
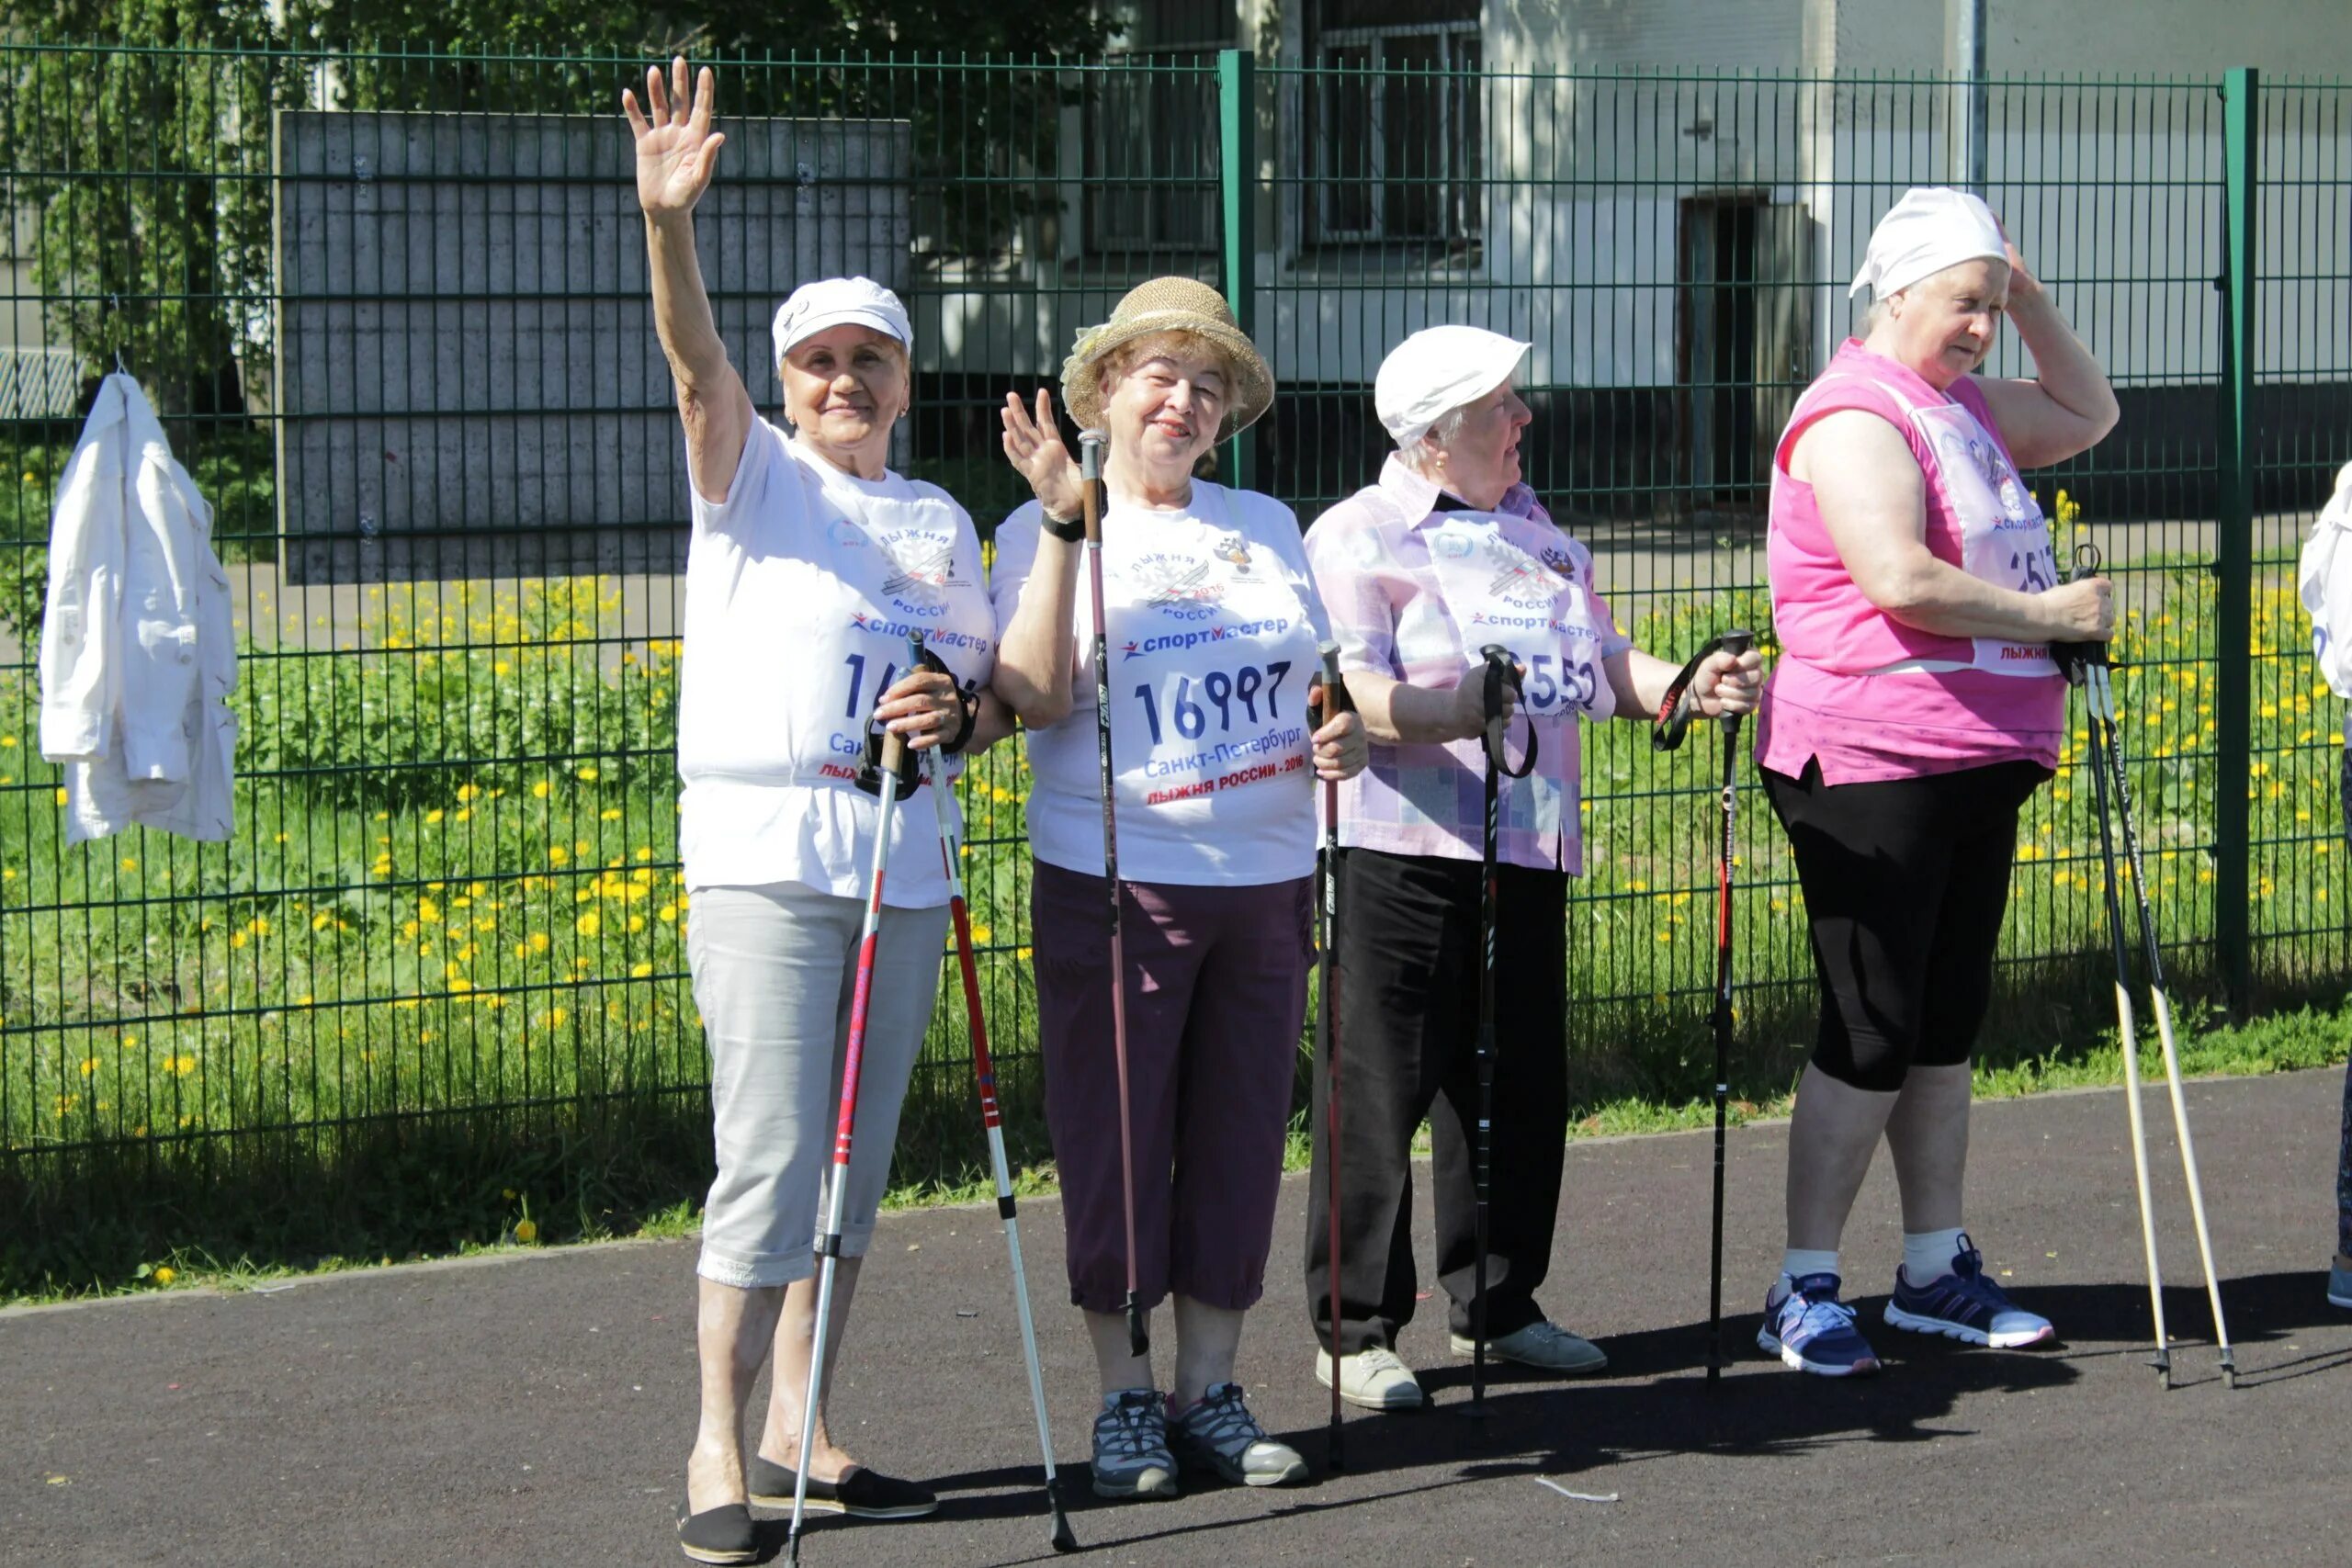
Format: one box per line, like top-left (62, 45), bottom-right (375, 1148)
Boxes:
top-left (1299, 325), bottom-right (1759, 1413)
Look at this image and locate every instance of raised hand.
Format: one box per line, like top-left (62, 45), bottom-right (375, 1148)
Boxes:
top-left (623, 57), bottom-right (725, 221)
top-left (2000, 231), bottom-right (2045, 308)
top-left (1000, 389), bottom-right (1087, 521)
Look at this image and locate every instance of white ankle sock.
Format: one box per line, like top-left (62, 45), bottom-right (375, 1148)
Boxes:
top-left (1781, 1247), bottom-right (1840, 1284)
top-left (1904, 1227), bottom-right (1965, 1284)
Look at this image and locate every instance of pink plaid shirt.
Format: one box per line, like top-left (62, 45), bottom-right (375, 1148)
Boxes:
top-left (1302, 456), bottom-right (1631, 873)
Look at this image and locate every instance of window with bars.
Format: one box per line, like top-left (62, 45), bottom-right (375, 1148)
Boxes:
top-left (1085, 1), bottom-right (1236, 254)
top-left (1309, 0), bottom-right (1482, 245)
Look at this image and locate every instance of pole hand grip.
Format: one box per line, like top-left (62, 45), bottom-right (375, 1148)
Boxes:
top-left (1078, 429), bottom-right (1106, 545)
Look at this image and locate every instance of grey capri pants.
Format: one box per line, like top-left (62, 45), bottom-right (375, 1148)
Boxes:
top-left (686, 880), bottom-right (949, 1289)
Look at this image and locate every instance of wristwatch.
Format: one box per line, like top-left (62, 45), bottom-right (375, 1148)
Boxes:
top-left (1040, 507), bottom-right (1086, 543)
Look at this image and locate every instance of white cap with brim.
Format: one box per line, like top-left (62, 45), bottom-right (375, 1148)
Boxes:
top-left (1374, 325), bottom-right (1532, 449)
top-left (771, 276), bottom-right (913, 360)
top-left (1850, 186), bottom-right (2009, 299)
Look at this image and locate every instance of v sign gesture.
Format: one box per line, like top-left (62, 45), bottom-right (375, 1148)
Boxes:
top-left (624, 57), bottom-right (726, 221)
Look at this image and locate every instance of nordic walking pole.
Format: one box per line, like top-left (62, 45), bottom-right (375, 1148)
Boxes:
top-left (927, 745), bottom-right (1080, 1551)
top-left (786, 629), bottom-right (922, 1568)
top-left (1078, 427), bottom-right (1148, 1360)
top-left (2086, 649), bottom-right (2236, 1386)
top-left (1650, 631), bottom-right (1753, 1384)
top-left (1315, 640), bottom-right (1356, 1469)
top-left (2061, 548), bottom-right (2172, 1386)
top-left (1471, 643), bottom-right (1535, 1418)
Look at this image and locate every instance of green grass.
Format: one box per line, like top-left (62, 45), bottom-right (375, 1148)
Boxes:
top-left (4, 566), bottom-right (2346, 1302)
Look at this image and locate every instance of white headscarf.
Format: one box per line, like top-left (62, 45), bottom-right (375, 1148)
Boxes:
top-left (1849, 187), bottom-right (2008, 299)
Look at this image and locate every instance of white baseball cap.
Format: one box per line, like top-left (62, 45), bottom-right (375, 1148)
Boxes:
top-left (1850, 187), bottom-right (2008, 299)
top-left (771, 276), bottom-right (912, 359)
top-left (1374, 325), bottom-right (1532, 449)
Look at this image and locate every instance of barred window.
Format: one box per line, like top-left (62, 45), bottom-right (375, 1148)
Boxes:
top-left (1310, 0), bottom-right (1481, 244)
top-left (1086, 2), bottom-right (1237, 254)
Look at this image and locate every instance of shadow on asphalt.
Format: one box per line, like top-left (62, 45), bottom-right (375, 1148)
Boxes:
top-left (886, 1270), bottom-right (2352, 1565)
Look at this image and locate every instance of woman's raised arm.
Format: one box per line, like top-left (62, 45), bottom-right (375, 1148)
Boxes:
top-left (624, 57), bottom-right (752, 503)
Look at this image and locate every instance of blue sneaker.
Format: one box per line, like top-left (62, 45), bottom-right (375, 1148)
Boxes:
top-left (1758, 1272), bottom-right (1881, 1377)
top-left (1883, 1234), bottom-right (2055, 1349)
top-left (2328, 1253), bottom-right (2352, 1310)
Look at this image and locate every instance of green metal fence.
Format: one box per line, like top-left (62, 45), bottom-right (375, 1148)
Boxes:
top-left (1, 44), bottom-right (2346, 1289)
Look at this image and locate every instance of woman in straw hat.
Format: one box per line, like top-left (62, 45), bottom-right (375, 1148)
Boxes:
top-left (1753, 187), bottom-right (2117, 1380)
top-left (627, 59), bottom-right (1014, 1562)
top-left (990, 276), bottom-right (1367, 1500)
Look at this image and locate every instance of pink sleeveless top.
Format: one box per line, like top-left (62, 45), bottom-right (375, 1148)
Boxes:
top-left (1756, 340), bottom-right (2064, 784)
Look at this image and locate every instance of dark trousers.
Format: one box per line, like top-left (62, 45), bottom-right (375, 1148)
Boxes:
top-left (1761, 757), bottom-right (2048, 1092)
top-left (1304, 847), bottom-right (1568, 1355)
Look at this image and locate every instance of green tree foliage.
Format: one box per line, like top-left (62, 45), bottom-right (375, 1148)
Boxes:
top-left (0, 0), bottom-right (1113, 412)
top-left (0, 2), bottom-right (305, 415)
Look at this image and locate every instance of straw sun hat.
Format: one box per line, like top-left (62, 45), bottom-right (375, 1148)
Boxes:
top-left (1058, 276), bottom-right (1275, 441)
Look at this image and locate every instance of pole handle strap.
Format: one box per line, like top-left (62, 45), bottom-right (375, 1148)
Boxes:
top-left (1478, 646), bottom-right (1537, 778)
top-left (857, 631), bottom-right (938, 795)
top-left (2052, 541), bottom-right (2112, 688)
top-left (1652, 629), bottom-right (1754, 751)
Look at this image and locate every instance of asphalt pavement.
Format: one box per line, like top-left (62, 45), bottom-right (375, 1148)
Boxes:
top-left (6, 1068), bottom-right (2347, 1568)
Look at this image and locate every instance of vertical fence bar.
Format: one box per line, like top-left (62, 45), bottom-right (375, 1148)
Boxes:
top-left (1217, 46), bottom-right (1255, 491)
top-left (2216, 66), bottom-right (2260, 1013)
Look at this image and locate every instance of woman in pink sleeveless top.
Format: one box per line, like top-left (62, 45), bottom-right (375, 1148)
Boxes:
top-left (1752, 189), bottom-right (2119, 1379)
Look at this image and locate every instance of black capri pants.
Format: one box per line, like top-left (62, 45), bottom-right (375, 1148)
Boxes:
top-left (1761, 757), bottom-right (2049, 1093)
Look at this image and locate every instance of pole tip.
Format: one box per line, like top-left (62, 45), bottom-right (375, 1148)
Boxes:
top-left (1049, 1512), bottom-right (1079, 1552)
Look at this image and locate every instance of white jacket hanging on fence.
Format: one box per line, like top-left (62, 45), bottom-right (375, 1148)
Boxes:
top-left (37, 372), bottom-right (237, 844)
top-left (2299, 460), bottom-right (2352, 701)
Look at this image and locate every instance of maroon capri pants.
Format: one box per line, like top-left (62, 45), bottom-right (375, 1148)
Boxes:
top-left (1029, 859), bottom-right (1312, 1314)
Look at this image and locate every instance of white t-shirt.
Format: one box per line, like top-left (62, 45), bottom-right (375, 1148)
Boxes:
top-left (991, 482), bottom-right (1331, 886)
top-left (678, 415), bottom-right (995, 905)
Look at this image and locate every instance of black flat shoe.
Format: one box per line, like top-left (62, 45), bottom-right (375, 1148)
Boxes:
top-left (747, 1454), bottom-right (937, 1519)
top-left (674, 1500), bottom-right (757, 1564)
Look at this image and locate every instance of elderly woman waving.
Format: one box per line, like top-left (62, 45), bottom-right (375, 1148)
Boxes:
top-left (1753, 188), bottom-right (2118, 1379)
top-left (991, 278), bottom-right (1366, 1500)
top-left (1299, 326), bottom-right (1760, 1411)
top-left (628, 61), bottom-right (1014, 1564)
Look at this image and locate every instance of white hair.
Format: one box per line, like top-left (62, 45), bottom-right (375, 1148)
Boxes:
top-left (1401, 401), bottom-right (1477, 473)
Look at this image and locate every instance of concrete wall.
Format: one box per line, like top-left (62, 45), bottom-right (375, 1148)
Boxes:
top-left (274, 110), bottom-right (910, 583)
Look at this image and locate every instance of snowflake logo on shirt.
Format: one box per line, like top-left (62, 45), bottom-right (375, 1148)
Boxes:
top-left (876, 531), bottom-right (970, 612)
top-left (1481, 536), bottom-right (1567, 609)
top-left (1127, 552), bottom-right (1227, 615)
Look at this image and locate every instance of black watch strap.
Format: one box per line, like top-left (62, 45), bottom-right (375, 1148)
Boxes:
top-left (1040, 508), bottom-right (1086, 543)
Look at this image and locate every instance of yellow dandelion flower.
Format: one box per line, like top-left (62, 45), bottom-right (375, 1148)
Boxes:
top-left (577, 765), bottom-right (600, 782)
top-left (78, 1057), bottom-right (98, 1078)
top-left (54, 786), bottom-right (67, 805)
top-left (532, 780), bottom-right (551, 799)
top-left (153, 1266), bottom-right (177, 1286)
top-left (630, 962), bottom-right (653, 978)
top-left (513, 1219), bottom-right (538, 1244)
top-left (424, 809), bottom-right (445, 824)
top-left (119, 857), bottom-right (138, 872)
top-left (576, 912), bottom-right (601, 937)
top-left (600, 807), bottom-right (622, 822)
top-left (548, 846), bottom-right (570, 865)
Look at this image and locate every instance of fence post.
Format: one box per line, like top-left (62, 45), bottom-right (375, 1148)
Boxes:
top-left (1217, 46), bottom-right (1257, 492)
top-left (2215, 65), bottom-right (2259, 1016)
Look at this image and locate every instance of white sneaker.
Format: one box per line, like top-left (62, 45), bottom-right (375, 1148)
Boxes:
top-left (1314, 1345), bottom-right (1425, 1410)
top-left (1450, 1319), bottom-right (1610, 1375)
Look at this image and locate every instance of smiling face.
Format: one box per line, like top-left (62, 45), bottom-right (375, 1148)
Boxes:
top-left (1424, 375), bottom-right (1533, 510)
top-left (1099, 332), bottom-right (1228, 485)
top-left (1878, 257), bottom-right (2011, 389)
top-left (778, 324), bottom-right (910, 473)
